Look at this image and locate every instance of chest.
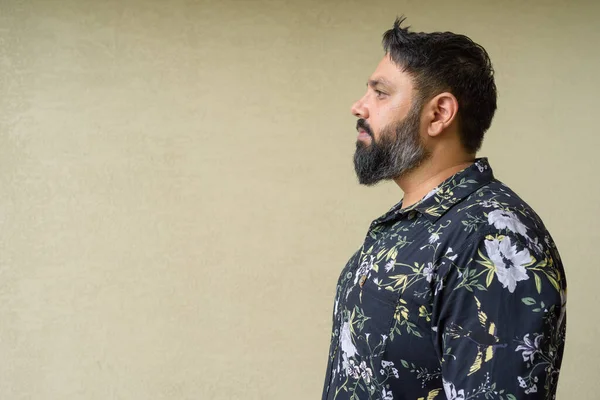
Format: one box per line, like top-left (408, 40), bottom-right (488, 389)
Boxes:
top-left (334, 216), bottom-right (455, 358)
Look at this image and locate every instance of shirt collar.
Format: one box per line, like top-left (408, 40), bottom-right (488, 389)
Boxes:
top-left (373, 158), bottom-right (495, 226)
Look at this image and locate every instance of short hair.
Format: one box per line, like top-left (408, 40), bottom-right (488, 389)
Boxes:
top-left (382, 17), bottom-right (497, 153)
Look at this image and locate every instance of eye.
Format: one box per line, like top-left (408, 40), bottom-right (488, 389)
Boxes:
top-left (374, 89), bottom-right (386, 98)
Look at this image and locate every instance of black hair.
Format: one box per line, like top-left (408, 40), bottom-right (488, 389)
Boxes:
top-left (382, 17), bottom-right (497, 153)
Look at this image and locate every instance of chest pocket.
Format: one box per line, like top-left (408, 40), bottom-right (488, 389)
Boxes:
top-left (348, 278), bottom-right (399, 359)
top-left (357, 258), bottom-right (433, 349)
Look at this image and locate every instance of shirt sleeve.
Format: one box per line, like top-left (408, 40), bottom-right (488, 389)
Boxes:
top-left (432, 230), bottom-right (566, 400)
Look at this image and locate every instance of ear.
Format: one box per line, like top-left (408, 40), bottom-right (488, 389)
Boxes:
top-left (423, 92), bottom-right (459, 138)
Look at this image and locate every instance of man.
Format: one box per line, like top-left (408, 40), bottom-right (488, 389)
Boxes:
top-left (321, 18), bottom-right (566, 400)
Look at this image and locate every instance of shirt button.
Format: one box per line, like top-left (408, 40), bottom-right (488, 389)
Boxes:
top-left (359, 275), bottom-right (367, 287)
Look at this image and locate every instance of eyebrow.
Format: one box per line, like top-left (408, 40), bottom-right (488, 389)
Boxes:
top-left (367, 78), bottom-right (393, 90)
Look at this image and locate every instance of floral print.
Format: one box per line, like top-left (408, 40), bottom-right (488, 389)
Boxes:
top-left (443, 380), bottom-right (465, 400)
top-left (484, 236), bottom-right (531, 293)
top-left (487, 209), bottom-right (530, 239)
top-left (322, 158), bottom-right (566, 400)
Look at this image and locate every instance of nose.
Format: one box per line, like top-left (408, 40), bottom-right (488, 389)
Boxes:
top-left (350, 96), bottom-right (368, 119)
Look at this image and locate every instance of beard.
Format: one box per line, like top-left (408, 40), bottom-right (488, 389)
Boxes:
top-left (353, 101), bottom-right (431, 186)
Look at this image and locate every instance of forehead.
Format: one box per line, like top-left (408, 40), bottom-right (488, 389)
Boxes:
top-left (369, 54), bottom-right (414, 91)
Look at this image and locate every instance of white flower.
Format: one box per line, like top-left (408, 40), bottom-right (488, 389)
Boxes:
top-left (380, 360), bottom-right (400, 379)
top-left (443, 379), bottom-right (465, 400)
top-left (345, 358), bottom-right (360, 379)
top-left (381, 388), bottom-right (394, 400)
top-left (385, 259), bottom-right (395, 273)
top-left (518, 376), bottom-right (527, 388)
top-left (488, 209), bottom-right (530, 239)
top-left (429, 232), bottom-right (440, 243)
top-left (525, 384), bottom-right (538, 394)
top-left (516, 333), bottom-right (543, 362)
top-left (481, 200), bottom-right (499, 208)
top-left (445, 247), bottom-right (458, 261)
top-left (359, 361), bottom-right (373, 383)
top-left (340, 321), bottom-right (358, 358)
top-left (423, 263), bottom-right (435, 282)
top-left (485, 237), bottom-right (530, 293)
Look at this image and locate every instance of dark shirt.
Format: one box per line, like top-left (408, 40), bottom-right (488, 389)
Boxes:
top-left (322, 158), bottom-right (566, 400)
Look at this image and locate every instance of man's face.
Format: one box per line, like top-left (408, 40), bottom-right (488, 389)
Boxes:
top-left (351, 55), bottom-right (430, 185)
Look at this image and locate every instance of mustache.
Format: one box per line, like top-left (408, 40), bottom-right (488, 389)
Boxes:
top-left (356, 119), bottom-right (373, 137)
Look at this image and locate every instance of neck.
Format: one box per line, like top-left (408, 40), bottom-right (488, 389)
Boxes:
top-left (394, 156), bottom-right (476, 209)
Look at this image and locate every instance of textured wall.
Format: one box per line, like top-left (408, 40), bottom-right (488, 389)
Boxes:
top-left (1, 0), bottom-right (598, 398)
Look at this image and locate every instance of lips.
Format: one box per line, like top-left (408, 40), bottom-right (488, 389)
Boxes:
top-left (356, 119), bottom-right (373, 139)
top-left (357, 129), bottom-right (371, 140)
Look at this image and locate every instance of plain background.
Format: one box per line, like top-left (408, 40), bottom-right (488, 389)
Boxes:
top-left (1, 0), bottom-right (599, 398)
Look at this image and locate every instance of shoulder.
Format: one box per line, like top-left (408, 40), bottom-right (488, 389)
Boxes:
top-left (441, 179), bottom-right (554, 255)
top-left (435, 181), bottom-right (565, 298)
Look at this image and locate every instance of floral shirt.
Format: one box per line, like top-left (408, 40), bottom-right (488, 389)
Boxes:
top-left (321, 158), bottom-right (566, 400)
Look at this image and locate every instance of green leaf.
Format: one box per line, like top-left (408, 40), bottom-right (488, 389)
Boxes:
top-left (401, 359), bottom-right (409, 368)
top-left (507, 394), bottom-right (517, 400)
top-left (534, 273), bottom-right (542, 294)
top-left (521, 297), bottom-right (536, 306)
top-left (486, 270), bottom-right (494, 287)
top-left (545, 273), bottom-right (560, 291)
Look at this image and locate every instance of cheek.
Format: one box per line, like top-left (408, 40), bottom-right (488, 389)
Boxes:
top-left (369, 110), bottom-right (387, 134)
top-left (370, 122), bottom-right (382, 139)
top-left (371, 112), bottom-right (393, 137)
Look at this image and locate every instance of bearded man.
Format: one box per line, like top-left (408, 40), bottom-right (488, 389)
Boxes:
top-left (321, 18), bottom-right (567, 400)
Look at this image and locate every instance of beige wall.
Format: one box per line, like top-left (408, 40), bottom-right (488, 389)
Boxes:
top-left (1, 0), bottom-right (598, 398)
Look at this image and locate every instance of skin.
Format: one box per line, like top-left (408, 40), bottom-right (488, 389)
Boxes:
top-left (350, 54), bottom-right (477, 209)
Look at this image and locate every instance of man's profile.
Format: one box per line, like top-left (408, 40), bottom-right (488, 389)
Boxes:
top-left (322, 17), bottom-right (566, 400)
